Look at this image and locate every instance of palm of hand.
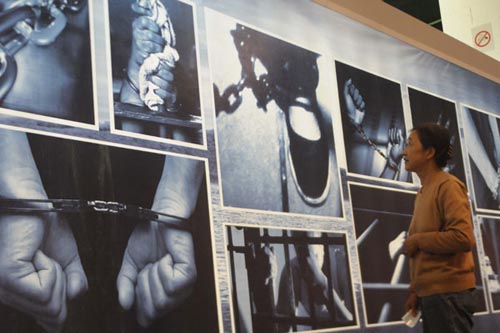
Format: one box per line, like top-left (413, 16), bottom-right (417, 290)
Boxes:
top-left (388, 128), bottom-right (405, 163)
top-left (389, 140), bottom-right (405, 162)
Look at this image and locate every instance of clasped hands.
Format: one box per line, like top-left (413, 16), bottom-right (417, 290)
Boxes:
top-left (121, 2), bottom-right (177, 109)
top-left (0, 211), bottom-right (195, 332)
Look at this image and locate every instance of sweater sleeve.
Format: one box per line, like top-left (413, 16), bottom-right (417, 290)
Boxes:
top-left (416, 180), bottom-right (475, 254)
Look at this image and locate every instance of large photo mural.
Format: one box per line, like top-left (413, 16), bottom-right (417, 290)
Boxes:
top-left (0, 0), bottom-right (498, 332)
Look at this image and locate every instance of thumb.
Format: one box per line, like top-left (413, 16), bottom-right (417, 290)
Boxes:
top-left (64, 256), bottom-right (88, 300)
top-left (117, 251), bottom-right (138, 310)
top-left (10, 250), bottom-right (58, 303)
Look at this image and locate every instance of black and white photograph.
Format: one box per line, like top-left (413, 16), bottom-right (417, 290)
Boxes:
top-left (207, 11), bottom-right (342, 216)
top-left (479, 217), bottom-right (500, 311)
top-left (0, 128), bottom-right (219, 332)
top-left (462, 106), bottom-right (500, 212)
top-left (0, 0), bottom-right (95, 125)
top-left (349, 183), bottom-right (415, 326)
top-left (107, 0), bottom-right (202, 144)
top-left (350, 183), bottom-right (487, 326)
top-left (334, 61), bottom-right (409, 183)
top-left (408, 87), bottom-right (466, 183)
top-left (225, 225), bottom-right (357, 332)
top-left (0, 0), bottom-right (499, 332)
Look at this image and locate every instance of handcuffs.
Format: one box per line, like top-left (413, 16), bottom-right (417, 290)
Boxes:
top-left (0, 198), bottom-right (191, 231)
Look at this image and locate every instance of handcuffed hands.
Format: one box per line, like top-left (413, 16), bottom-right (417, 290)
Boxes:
top-left (121, 3), bottom-right (177, 109)
top-left (0, 213), bottom-right (88, 333)
top-left (116, 221), bottom-right (196, 327)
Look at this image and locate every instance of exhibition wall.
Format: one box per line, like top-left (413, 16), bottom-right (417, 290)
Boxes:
top-left (0, 0), bottom-right (499, 332)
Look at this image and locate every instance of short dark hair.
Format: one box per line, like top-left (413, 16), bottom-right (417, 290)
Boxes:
top-left (412, 123), bottom-right (452, 168)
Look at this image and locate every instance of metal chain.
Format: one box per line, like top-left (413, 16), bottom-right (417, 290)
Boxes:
top-left (0, 198), bottom-right (191, 231)
top-left (351, 122), bottom-right (400, 171)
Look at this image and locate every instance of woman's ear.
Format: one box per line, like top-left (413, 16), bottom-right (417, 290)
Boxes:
top-left (424, 146), bottom-right (436, 161)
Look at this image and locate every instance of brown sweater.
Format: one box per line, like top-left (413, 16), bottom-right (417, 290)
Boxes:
top-left (408, 171), bottom-right (476, 297)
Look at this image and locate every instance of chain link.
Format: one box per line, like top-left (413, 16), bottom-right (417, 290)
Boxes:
top-left (351, 122), bottom-right (400, 171)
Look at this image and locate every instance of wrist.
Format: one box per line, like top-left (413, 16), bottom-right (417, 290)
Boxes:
top-left (386, 158), bottom-right (400, 171)
top-left (0, 178), bottom-right (47, 200)
top-left (349, 108), bottom-right (365, 127)
top-left (120, 71), bottom-right (144, 106)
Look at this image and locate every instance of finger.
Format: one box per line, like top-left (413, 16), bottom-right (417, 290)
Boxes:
top-left (35, 264), bottom-right (67, 332)
top-left (156, 66), bottom-right (175, 82)
top-left (148, 261), bottom-right (169, 310)
top-left (132, 16), bottom-right (160, 35)
top-left (351, 86), bottom-right (359, 101)
top-left (132, 50), bottom-right (149, 65)
top-left (136, 264), bottom-right (155, 327)
top-left (136, 39), bottom-right (164, 55)
top-left (117, 251), bottom-right (139, 310)
top-left (40, 261), bottom-right (66, 323)
top-left (64, 257), bottom-right (88, 300)
top-left (437, 113), bottom-right (443, 125)
top-left (149, 75), bottom-right (174, 92)
top-left (348, 82), bottom-right (355, 96)
top-left (136, 28), bottom-right (165, 48)
top-left (343, 78), bottom-right (352, 94)
top-left (131, 2), bottom-right (153, 16)
top-left (157, 253), bottom-right (195, 296)
top-left (157, 255), bottom-right (192, 311)
top-left (158, 229), bottom-right (197, 294)
top-left (43, 217), bottom-right (88, 300)
top-left (354, 91), bottom-right (362, 104)
top-left (388, 128), bottom-right (394, 141)
top-left (397, 129), bottom-right (403, 143)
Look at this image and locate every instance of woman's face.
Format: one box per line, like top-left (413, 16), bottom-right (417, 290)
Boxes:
top-left (402, 130), bottom-right (433, 173)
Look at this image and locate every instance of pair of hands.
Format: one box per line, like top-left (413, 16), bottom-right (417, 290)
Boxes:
top-left (121, 2), bottom-right (177, 109)
top-left (0, 210), bottom-right (195, 331)
top-left (343, 79), bottom-right (405, 169)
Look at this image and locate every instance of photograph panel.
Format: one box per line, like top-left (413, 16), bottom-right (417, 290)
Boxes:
top-left (408, 87), bottom-right (466, 183)
top-left (0, 0), bottom-right (95, 124)
top-left (334, 61), bottom-right (409, 183)
top-left (462, 106), bottom-right (500, 212)
top-left (351, 183), bottom-right (487, 326)
top-left (0, 127), bottom-right (219, 332)
top-left (107, 0), bottom-right (202, 144)
top-left (207, 11), bottom-right (342, 217)
top-left (479, 217), bottom-right (500, 311)
top-left (350, 183), bottom-right (415, 326)
top-left (225, 225), bottom-right (357, 332)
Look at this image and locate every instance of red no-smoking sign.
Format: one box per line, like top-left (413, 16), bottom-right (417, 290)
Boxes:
top-left (474, 30), bottom-right (491, 48)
